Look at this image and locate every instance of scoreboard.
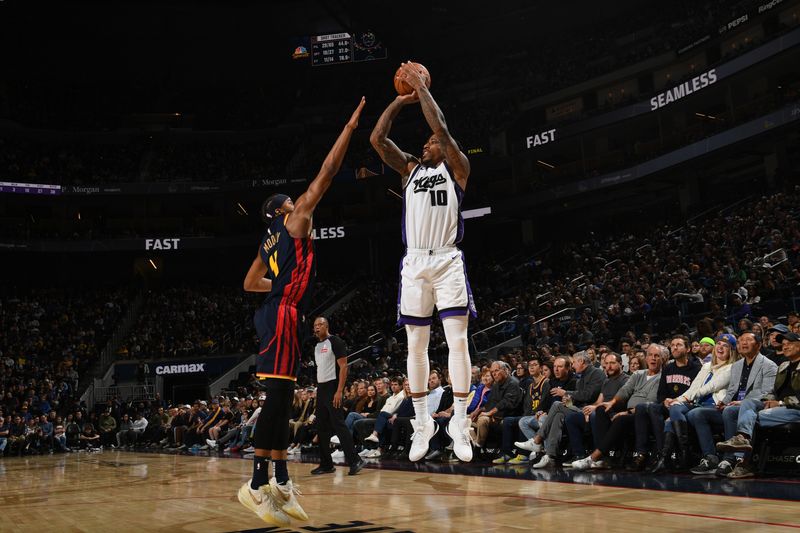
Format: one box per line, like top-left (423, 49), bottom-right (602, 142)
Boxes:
top-left (311, 33), bottom-right (352, 66)
top-left (308, 31), bottom-right (387, 67)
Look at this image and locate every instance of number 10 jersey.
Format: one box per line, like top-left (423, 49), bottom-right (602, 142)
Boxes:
top-left (402, 161), bottom-right (464, 250)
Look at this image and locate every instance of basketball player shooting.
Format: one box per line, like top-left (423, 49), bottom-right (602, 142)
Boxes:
top-left (370, 62), bottom-right (475, 462)
top-left (238, 97), bottom-right (365, 527)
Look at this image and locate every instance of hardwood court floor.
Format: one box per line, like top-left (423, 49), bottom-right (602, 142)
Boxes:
top-left (0, 451), bottom-right (798, 533)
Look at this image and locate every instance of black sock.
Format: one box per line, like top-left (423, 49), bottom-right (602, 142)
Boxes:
top-left (274, 459), bottom-right (289, 485)
top-left (251, 456), bottom-right (269, 490)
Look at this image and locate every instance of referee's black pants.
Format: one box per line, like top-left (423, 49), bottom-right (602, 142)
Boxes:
top-left (316, 380), bottom-right (358, 468)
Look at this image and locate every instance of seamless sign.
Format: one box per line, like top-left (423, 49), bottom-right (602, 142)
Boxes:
top-left (520, 26), bottom-right (800, 152)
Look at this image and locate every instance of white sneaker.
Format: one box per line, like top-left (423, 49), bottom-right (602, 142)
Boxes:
top-left (243, 446), bottom-right (255, 453)
top-left (364, 448), bottom-right (381, 458)
top-left (591, 459), bottom-right (609, 469)
top-left (330, 435), bottom-right (340, 445)
top-left (206, 439), bottom-right (217, 449)
top-left (331, 450), bottom-right (345, 460)
top-left (571, 456), bottom-right (595, 470)
top-left (532, 454), bottom-right (553, 469)
top-left (364, 433), bottom-right (379, 443)
top-left (446, 417), bottom-right (473, 462)
top-left (270, 477), bottom-right (308, 521)
top-left (515, 439), bottom-right (542, 453)
top-left (409, 418), bottom-right (438, 462)
top-left (358, 448), bottom-right (371, 457)
top-left (287, 446), bottom-right (301, 455)
top-left (237, 480), bottom-right (290, 527)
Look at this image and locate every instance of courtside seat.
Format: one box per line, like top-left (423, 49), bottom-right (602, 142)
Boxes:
top-left (754, 423), bottom-right (800, 476)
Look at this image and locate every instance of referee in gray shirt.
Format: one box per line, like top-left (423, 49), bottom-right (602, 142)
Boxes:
top-left (310, 317), bottom-right (364, 476)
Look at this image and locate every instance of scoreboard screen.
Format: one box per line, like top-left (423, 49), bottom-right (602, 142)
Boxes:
top-left (309, 31), bottom-right (387, 67)
top-left (311, 33), bottom-right (352, 66)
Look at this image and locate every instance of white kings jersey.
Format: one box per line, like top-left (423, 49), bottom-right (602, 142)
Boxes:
top-left (403, 161), bottom-right (464, 249)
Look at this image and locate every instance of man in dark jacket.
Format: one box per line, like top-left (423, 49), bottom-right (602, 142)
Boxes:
top-left (470, 361), bottom-right (521, 449)
top-left (529, 353), bottom-right (606, 468)
top-left (494, 358), bottom-right (545, 464)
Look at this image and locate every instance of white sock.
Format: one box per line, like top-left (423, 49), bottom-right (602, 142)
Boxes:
top-left (453, 396), bottom-right (469, 420)
top-left (443, 316), bottom-right (471, 401)
top-left (412, 397), bottom-right (430, 424)
top-left (406, 324), bottom-right (431, 392)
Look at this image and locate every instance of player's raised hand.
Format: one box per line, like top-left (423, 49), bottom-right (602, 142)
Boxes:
top-left (395, 91), bottom-right (419, 105)
top-left (399, 61), bottom-right (428, 91)
top-left (347, 96), bottom-right (366, 130)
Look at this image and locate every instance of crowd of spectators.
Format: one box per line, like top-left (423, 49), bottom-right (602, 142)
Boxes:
top-left (120, 287), bottom-right (258, 360)
top-left (0, 288), bottom-right (127, 456)
top-left (118, 279), bottom-right (350, 361)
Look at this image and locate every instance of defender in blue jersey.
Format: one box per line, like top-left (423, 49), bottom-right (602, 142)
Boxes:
top-left (238, 97), bottom-right (365, 527)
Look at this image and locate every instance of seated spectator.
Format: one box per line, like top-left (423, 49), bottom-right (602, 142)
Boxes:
top-left (53, 418), bottom-right (68, 452)
top-left (689, 331), bottom-right (779, 476)
top-left (229, 397), bottom-right (262, 453)
top-left (649, 334), bottom-right (737, 473)
top-left (516, 357), bottom-right (574, 452)
top-left (470, 361), bottom-right (521, 453)
top-left (345, 383), bottom-right (380, 434)
top-left (698, 337), bottom-right (715, 364)
top-left (166, 405), bottom-right (192, 450)
top-left (628, 353), bottom-right (644, 373)
top-left (8, 415), bottom-right (26, 456)
top-left (571, 344), bottom-right (666, 470)
top-left (98, 409), bottom-right (117, 447)
top-left (0, 416), bottom-right (8, 455)
top-left (287, 392), bottom-right (318, 454)
top-left (631, 335), bottom-right (701, 471)
top-left (565, 352), bottom-right (629, 461)
top-left (529, 352), bottom-right (606, 468)
top-left (144, 407), bottom-right (170, 447)
top-left (421, 379), bottom-right (455, 462)
top-left (24, 418), bottom-right (43, 454)
top-left (360, 377), bottom-right (406, 451)
top-left (208, 400), bottom-right (248, 451)
top-left (64, 414), bottom-right (82, 449)
top-left (38, 415), bottom-right (54, 453)
top-left (383, 380), bottom-right (417, 459)
top-left (79, 423), bottom-right (101, 451)
top-left (468, 370), bottom-right (494, 414)
top-left (495, 359), bottom-right (543, 464)
top-left (715, 331), bottom-right (800, 478)
top-left (289, 389), bottom-right (313, 442)
top-left (116, 413), bottom-right (133, 448)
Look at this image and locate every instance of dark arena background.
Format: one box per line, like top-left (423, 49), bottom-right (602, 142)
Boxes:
top-left (1, 1), bottom-right (799, 531)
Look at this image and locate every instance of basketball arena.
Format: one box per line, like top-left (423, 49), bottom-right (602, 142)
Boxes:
top-left (1, 1), bottom-right (799, 531)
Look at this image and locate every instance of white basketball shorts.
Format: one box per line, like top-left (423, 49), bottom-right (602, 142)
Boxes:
top-left (397, 246), bottom-right (477, 326)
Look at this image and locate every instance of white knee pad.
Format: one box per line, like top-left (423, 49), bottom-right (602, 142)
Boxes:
top-left (443, 316), bottom-right (471, 394)
top-left (406, 324), bottom-right (430, 394)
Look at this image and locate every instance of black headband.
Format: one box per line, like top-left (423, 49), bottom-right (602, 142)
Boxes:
top-left (261, 194), bottom-right (290, 222)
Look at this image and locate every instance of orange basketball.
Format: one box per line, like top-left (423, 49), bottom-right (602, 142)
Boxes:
top-left (394, 62), bottom-right (431, 96)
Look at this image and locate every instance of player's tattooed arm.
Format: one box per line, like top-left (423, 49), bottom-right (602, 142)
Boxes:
top-left (243, 256), bottom-right (272, 293)
top-left (398, 62), bottom-right (470, 189)
top-left (370, 96), bottom-right (419, 185)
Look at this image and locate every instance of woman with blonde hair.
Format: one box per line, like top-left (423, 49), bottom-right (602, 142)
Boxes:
top-left (649, 333), bottom-right (739, 473)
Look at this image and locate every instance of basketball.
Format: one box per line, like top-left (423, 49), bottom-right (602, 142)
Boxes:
top-left (394, 62), bottom-right (431, 95)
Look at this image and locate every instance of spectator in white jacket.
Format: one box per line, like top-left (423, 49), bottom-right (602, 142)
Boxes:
top-left (649, 334), bottom-right (738, 473)
top-left (359, 377), bottom-right (407, 446)
top-left (129, 412), bottom-right (149, 447)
